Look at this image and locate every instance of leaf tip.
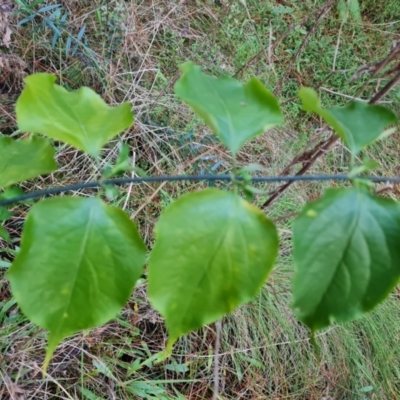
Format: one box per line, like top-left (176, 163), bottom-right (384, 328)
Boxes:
top-left (298, 87), bottom-right (319, 111)
top-left (24, 72), bottom-right (57, 87)
top-left (178, 61), bottom-right (196, 74)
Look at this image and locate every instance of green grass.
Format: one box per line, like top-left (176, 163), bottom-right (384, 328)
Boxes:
top-left (1, 0), bottom-right (400, 398)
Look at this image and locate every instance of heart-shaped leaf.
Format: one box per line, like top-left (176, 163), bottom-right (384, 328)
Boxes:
top-left (0, 136), bottom-right (57, 189)
top-left (293, 187), bottom-right (400, 332)
top-left (299, 88), bottom-right (397, 154)
top-left (148, 189), bottom-right (278, 350)
top-left (175, 62), bottom-right (283, 155)
top-left (16, 74), bottom-right (134, 157)
top-left (7, 197), bottom-right (146, 370)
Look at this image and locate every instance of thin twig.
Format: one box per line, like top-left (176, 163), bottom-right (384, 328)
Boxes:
top-left (262, 135), bottom-right (338, 208)
top-left (261, 60), bottom-right (400, 209)
top-left (369, 70), bottom-right (400, 104)
top-left (332, 0), bottom-right (349, 72)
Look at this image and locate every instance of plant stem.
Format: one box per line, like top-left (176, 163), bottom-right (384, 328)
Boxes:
top-left (2, 174), bottom-right (400, 207)
top-left (232, 155), bottom-right (239, 194)
top-left (350, 152), bottom-right (356, 170)
top-left (213, 320), bottom-right (222, 400)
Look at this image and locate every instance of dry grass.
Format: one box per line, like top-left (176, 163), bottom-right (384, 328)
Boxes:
top-left (1, 0), bottom-right (400, 398)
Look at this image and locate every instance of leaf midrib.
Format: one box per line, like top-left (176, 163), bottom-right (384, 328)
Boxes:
top-left (312, 195), bottom-right (361, 319)
top-left (205, 79), bottom-right (236, 150)
top-left (54, 200), bottom-right (95, 338)
top-left (55, 90), bottom-right (90, 149)
top-left (36, 84), bottom-right (91, 152)
top-left (175, 196), bottom-right (234, 334)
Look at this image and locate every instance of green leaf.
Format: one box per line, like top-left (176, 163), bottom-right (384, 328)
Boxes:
top-left (164, 361), bottom-right (189, 373)
top-left (329, 102), bottom-right (397, 154)
top-left (78, 387), bottom-right (107, 400)
top-left (92, 359), bottom-right (117, 381)
top-left (148, 189), bottom-right (278, 349)
top-left (175, 62), bottom-right (283, 155)
top-left (0, 207), bottom-right (12, 222)
top-left (360, 386), bottom-right (374, 393)
top-left (293, 187), bottom-right (400, 332)
top-left (102, 143), bottom-right (132, 178)
top-left (114, 143), bottom-right (131, 171)
top-left (338, 0), bottom-right (362, 23)
top-left (0, 225), bottom-right (10, 242)
top-left (132, 166), bottom-right (148, 178)
top-left (298, 88), bottom-right (397, 154)
top-left (7, 197), bottom-right (146, 370)
top-left (16, 74), bottom-right (134, 157)
top-left (348, 0), bottom-right (362, 23)
top-left (349, 157), bottom-right (379, 177)
top-left (0, 136), bottom-right (57, 189)
top-left (0, 186), bottom-right (24, 201)
top-left (104, 184), bottom-right (120, 200)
